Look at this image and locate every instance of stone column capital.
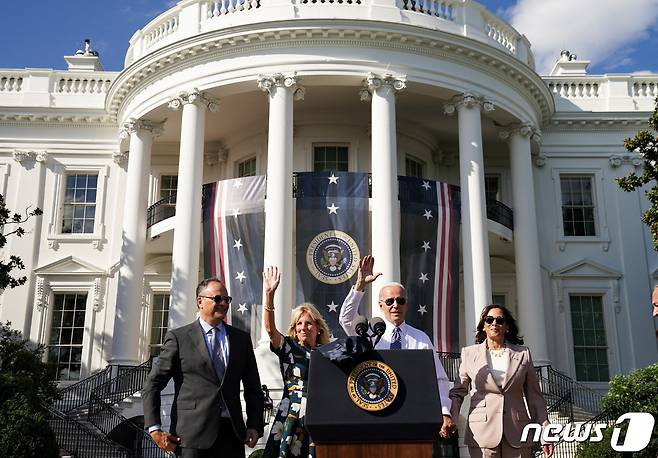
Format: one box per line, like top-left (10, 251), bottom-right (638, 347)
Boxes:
top-left (257, 73), bottom-right (305, 100)
top-left (443, 93), bottom-right (494, 115)
top-left (168, 89), bottom-right (220, 112)
top-left (112, 150), bottom-right (129, 165)
top-left (498, 122), bottom-right (542, 144)
top-left (359, 73), bottom-right (406, 102)
top-left (119, 118), bottom-right (165, 139)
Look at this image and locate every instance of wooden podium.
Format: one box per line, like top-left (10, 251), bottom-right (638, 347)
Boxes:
top-left (306, 348), bottom-right (442, 458)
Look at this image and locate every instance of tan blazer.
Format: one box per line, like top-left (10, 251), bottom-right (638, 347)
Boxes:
top-left (449, 342), bottom-right (548, 449)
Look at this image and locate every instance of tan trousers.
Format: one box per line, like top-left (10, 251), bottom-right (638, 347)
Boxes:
top-left (468, 436), bottom-right (532, 458)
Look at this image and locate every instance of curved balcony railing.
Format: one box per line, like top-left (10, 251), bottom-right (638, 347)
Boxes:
top-left (125, 0), bottom-right (532, 68)
top-left (146, 177), bottom-right (514, 231)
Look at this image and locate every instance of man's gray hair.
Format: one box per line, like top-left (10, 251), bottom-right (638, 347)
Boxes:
top-left (379, 282), bottom-right (406, 299)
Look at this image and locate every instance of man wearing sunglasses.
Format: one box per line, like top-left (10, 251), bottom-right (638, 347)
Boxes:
top-left (339, 255), bottom-right (454, 433)
top-left (143, 277), bottom-right (264, 457)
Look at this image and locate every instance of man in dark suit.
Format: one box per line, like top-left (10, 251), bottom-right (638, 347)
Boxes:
top-left (143, 277), bottom-right (264, 457)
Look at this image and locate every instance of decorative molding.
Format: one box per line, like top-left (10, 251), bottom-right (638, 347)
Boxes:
top-left (551, 258), bottom-right (622, 303)
top-left (359, 73), bottom-right (406, 102)
top-left (533, 153), bottom-right (547, 168)
top-left (499, 122), bottom-right (541, 144)
top-left (608, 153), bottom-right (643, 169)
top-left (106, 27), bottom-right (553, 125)
top-left (168, 88), bottom-right (219, 112)
top-left (119, 118), bottom-right (165, 139)
top-left (35, 277), bottom-right (48, 311)
top-left (444, 92), bottom-right (495, 115)
top-left (112, 151), bottom-right (129, 165)
top-left (13, 150), bottom-right (34, 163)
top-left (48, 240), bottom-right (59, 251)
top-left (0, 113), bottom-right (114, 126)
top-left (91, 240), bottom-right (104, 251)
top-left (92, 278), bottom-right (104, 312)
top-left (257, 73), bottom-right (305, 100)
top-left (205, 142), bottom-right (229, 166)
top-left (432, 149), bottom-right (456, 167)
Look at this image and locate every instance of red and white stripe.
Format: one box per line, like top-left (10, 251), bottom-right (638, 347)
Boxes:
top-left (433, 182), bottom-right (455, 353)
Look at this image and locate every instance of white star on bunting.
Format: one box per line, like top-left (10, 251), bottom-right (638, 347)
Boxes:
top-left (419, 273), bottom-right (429, 284)
top-left (233, 239), bottom-right (243, 250)
top-left (418, 305), bottom-right (427, 315)
top-left (235, 271), bottom-right (246, 282)
top-left (233, 179), bottom-right (243, 188)
top-left (421, 181), bottom-right (431, 190)
top-left (237, 303), bottom-right (248, 314)
top-left (232, 208), bottom-right (241, 218)
top-left (328, 173), bottom-right (339, 184)
top-left (327, 301), bottom-right (339, 313)
top-left (423, 210), bottom-right (433, 220)
top-left (422, 241), bottom-right (431, 252)
top-left (327, 203), bottom-right (339, 214)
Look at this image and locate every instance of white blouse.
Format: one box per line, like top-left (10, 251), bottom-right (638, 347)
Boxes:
top-left (486, 347), bottom-right (509, 387)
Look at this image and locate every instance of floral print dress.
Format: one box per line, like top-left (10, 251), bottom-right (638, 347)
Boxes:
top-left (264, 336), bottom-right (315, 458)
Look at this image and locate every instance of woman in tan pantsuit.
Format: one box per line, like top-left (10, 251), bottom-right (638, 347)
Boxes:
top-left (443, 305), bottom-right (553, 457)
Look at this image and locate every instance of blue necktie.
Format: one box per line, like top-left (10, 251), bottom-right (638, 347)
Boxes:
top-left (390, 327), bottom-right (402, 349)
top-left (211, 327), bottom-right (226, 382)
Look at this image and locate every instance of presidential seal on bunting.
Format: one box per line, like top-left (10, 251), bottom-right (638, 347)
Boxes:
top-left (347, 360), bottom-right (398, 411)
top-left (306, 230), bottom-right (360, 284)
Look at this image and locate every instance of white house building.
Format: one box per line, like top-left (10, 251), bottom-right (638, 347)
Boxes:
top-left (0, 0), bottom-right (657, 455)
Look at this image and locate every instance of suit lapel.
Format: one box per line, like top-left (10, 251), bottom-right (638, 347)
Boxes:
top-left (476, 342), bottom-right (503, 394)
top-left (501, 344), bottom-right (524, 392)
top-left (188, 323), bottom-right (219, 383)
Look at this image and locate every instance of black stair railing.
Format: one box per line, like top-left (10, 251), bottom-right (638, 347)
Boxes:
top-left (88, 359), bottom-right (173, 458)
top-left (437, 351), bottom-right (461, 382)
top-left (44, 402), bottom-right (132, 458)
top-left (54, 365), bottom-right (112, 413)
top-left (536, 365), bottom-right (602, 415)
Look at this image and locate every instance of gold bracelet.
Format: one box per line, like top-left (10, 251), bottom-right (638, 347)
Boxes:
top-left (264, 306), bottom-right (275, 312)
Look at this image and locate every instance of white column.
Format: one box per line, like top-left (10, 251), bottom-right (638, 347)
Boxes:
top-left (444, 93), bottom-right (494, 335)
top-left (257, 73), bottom-right (303, 336)
top-left (110, 119), bottom-right (162, 365)
top-left (168, 90), bottom-right (219, 329)
top-left (503, 124), bottom-right (550, 365)
top-left (361, 73), bottom-right (406, 314)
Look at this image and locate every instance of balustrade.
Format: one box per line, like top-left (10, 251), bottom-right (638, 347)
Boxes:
top-left (548, 81), bottom-right (600, 99)
top-left (0, 75), bottom-right (23, 92)
top-left (125, 0), bottom-right (530, 66)
top-left (633, 80), bottom-right (658, 97)
top-left (57, 76), bottom-right (113, 94)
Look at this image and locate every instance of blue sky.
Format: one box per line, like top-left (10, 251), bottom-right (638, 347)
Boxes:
top-left (0, 0), bottom-right (656, 75)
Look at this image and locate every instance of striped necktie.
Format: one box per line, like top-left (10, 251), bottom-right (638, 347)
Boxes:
top-left (390, 326), bottom-right (402, 349)
top-left (211, 327), bottom-right (226, 381)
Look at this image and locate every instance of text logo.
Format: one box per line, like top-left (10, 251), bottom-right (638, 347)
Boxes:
top-left (520, 412), bottom-right (654, 452)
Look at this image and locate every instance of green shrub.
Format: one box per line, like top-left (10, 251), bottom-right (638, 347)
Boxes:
top-left (0, 322), bottom-right (59, 458)
top-left (576, 363), bottom-right (658, 458)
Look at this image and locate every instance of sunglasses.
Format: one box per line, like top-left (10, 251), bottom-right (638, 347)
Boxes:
top-left (484, 316), bottom-right (506, 325)
top-left (381, 297), bottom-right (407, 306)
top-left (199, 295), bottom-right (232, 304)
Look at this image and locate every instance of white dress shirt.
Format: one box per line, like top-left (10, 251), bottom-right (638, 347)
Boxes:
top-left (339, 287), bottom-right (452, 416)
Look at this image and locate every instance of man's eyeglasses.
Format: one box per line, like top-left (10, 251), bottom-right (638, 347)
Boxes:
top-left (199, 295), bottom-right (232, 304)
top-left (381, 297), bottom-right (407, 306)
top-left (484, 316), bottom-right (506, 325)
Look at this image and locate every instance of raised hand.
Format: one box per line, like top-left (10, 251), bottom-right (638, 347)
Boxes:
top-left (263, 266), bottom-right (281, 295)
top-left (355, 255), bottom-right (382, 291)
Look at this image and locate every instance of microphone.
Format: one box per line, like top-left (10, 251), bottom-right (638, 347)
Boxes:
top-left (354, 315), bottom-right (370, 338)
top-left (370, 317), bottom-right (386, 347)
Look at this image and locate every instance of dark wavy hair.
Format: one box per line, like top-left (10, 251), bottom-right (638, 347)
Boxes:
top-left (474, 304), bottom-right (524, 345)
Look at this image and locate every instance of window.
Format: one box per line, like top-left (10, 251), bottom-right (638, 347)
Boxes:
top-left (560, 175), bottom-right (596, 236)
top-left (47, 293), bottom-right (87, 381)
top-left (62, 174), bottom-right (97, 234)
top-left (492, 294), bottom-right (506, 307)
top-left (313, 145), bottom-right (348, 172)
top-left (570, 295), bottom-right (609, 382)
top-left (160, 175), bottom-right (177, 219)
top-left (149, 294), bottom-right (170, 357)
top-left (405, 156), bottom-right (424, 178)
top-left (485, 174), bottom-right (501, 202)
top-left (237, 157), bottom-right (257, 178)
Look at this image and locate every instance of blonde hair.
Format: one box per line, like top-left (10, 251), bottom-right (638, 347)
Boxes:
top-left (287, 303), bottom-right (331, 346)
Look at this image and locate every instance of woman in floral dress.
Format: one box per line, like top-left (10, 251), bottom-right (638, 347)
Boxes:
top-left (262, 266), bottom-right (330, 458)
